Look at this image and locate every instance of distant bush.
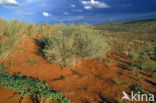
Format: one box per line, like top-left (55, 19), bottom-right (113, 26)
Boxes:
top-left (40, 25), bottom-right (108, 66)
top-left (139, 60), bottom-right (156, 72)
top-left (26, 23), bottom-right (39, 36)
top-left (129, 50), bottom-right (139, 61)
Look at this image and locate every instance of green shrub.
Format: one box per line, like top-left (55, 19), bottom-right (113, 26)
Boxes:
top-left (40, 25), bottom-right (108, 66)
top-left (129, 50), bottom-right (139, 60)
top-left (143, 43), bottom-right (153, 52)
top-left (139, 60), bottom-right (156, 71)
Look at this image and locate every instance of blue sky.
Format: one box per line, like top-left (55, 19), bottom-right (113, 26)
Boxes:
top-left (0, 0), bottom-right (156, 24)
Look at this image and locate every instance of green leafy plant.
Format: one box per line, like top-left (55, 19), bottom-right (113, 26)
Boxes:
top-left (130, 85), bottom-right (143, 93)
top-left (0, 64), bottom-right (8, 73)
top-left (0, 65), bottom-right (71, 103)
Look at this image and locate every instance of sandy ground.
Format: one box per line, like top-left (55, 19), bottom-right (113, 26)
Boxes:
top-left (0, 34), bottom-right (156, 103)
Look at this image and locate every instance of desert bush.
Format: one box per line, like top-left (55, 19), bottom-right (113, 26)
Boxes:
top-left (139, 60), bottom-right (156, 71)
top-left (0, 64), bottom-right (71, 103)
top-left (40, 25), bottom-right (108, 66)
top-left (129, 50), bottom-right (139, 61)
top-left (26, 23), bottom-right (39, 36)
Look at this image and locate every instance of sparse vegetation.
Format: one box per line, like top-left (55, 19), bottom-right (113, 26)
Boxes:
top-left (26, 59), bottom-right (38, 66)
top-left (139, 59), bottom-right (156, 71)
top-left (101, 20), bottom-right (156, 73)
top-left (0, 18), bottom-right (156, 103)
top-left (113, 74), bottom-right (121, 86)
top-left (130, 85), bottom-right (143, 93)
top-left (40, 25), bottom-right (108, 66)
top-left (106, 59), bottom-right (114, 67)
top-left (0, 18), bottom-right (25, 60)
top-left (0, 18), bottom-right (55, 60)
top-left (71, 70), bottom-right (85, 76)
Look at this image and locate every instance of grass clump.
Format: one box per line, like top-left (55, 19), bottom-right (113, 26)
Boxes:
top-left (71, 70), bottom-right (85, 76)
top-left (40, 25), bottom-right (108, 66)
top-left (129, 50), bottom-right (139, 61)
top-left (139, 60), bottom-right (156, 72)
top-left (113, 74), bottom-right (121, 86)
top-left (26, 59), bottom-right (38, 66)
top-left (0, 18), bottom-right (25, 60)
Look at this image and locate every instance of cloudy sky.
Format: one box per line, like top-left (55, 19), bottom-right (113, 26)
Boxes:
top-left (0, 0), bottom-right (156, 24)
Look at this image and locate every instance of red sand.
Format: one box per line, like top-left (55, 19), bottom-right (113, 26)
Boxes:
top-left (0, 34), bottom-right (156, 103)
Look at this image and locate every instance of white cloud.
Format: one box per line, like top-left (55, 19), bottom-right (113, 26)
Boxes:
top-left (71, 4), bottom-right (75, 8)
top-left (0, 0), bottom-right (19, 6)
top-left (72, 9), bottom-right (82, 12)
top-left (64, 12), bottom-right (68, 15)
top-left (42, 12), bottom-right (51, 17)
top-left (84, 6), bottom-right (92, 10)
top-left (81, 0), bottom-right (110, 10)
